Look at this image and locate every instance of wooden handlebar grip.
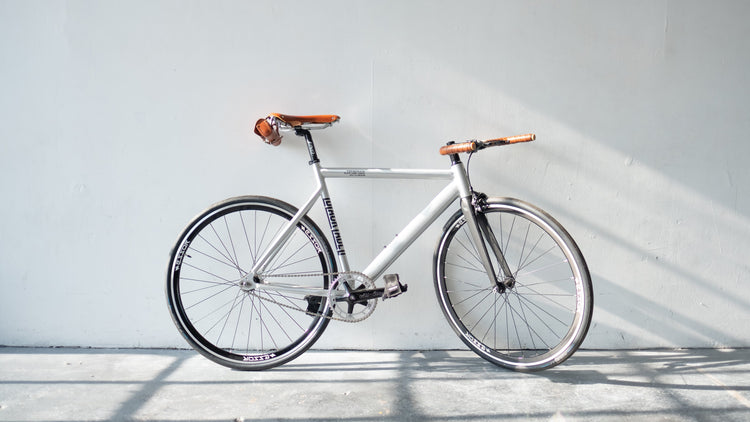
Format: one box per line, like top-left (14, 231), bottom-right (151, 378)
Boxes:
top-left (439, 142), bottom-right (477, 155)
top-left (484, 133), bottom-right (536, 146)
top-left (506, 133), bottom-right (536, 143)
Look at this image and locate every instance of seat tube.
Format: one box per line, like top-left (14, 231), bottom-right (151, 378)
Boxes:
top-left (305, 137), bottom-right (351, 274)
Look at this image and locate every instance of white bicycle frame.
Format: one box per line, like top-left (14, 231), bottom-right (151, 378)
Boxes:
top-left (243, 129), bottom-right (505, 298)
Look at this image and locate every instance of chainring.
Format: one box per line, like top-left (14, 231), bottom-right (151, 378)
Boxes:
top-left (326, 273), bottom-right (378, 322)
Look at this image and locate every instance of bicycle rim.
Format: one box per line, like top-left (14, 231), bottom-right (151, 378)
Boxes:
top-left (166, 196), bottom-right (335, 370)
top-left (434, 198), bottom-right (592, 371)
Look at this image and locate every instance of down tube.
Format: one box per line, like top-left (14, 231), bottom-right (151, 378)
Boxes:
top-left (363, 182), bottom-right (459, 281)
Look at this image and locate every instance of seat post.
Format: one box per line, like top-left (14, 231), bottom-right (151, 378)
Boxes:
top-left (295, 128), bottom-right (319, 165)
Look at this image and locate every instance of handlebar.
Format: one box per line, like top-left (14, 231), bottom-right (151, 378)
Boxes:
top-left (439, 133), bottom-right (536, 156)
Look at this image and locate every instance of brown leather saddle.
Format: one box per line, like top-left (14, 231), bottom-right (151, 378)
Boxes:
top-left (254, 113), bottom-right (340, 146)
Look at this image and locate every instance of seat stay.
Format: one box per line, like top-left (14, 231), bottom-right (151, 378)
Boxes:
top-left (248, 183), bottom-right (325, 279)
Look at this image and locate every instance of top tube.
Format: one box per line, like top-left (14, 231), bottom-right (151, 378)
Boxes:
top-left (319, 168), bottom-right (453, 180)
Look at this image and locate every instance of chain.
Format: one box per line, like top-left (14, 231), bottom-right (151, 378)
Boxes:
top-left (247, 271), bottom-right (375, 323)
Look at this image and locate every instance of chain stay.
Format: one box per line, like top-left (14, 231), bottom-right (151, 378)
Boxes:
top-left (248, 271), bottom-right (375, 323)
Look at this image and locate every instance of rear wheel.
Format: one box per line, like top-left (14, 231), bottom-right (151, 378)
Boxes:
top-left (166, 196), bottom-right (336, 370)
top-left (434, 198), bottom-right (592, 371)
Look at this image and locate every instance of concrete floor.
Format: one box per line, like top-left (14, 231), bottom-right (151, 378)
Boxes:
top-left (0, 348), bottom-right (748, 421)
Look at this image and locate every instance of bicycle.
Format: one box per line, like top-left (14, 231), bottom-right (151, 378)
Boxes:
top-left (166, 113), bottom-right (593, 372)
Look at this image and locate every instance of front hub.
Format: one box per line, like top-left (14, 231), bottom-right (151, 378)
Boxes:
top-left (494, 275), bottom-right (516, 293)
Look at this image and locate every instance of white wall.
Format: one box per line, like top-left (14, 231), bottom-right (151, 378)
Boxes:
top-left (1, 1), bottom-right (749, 350)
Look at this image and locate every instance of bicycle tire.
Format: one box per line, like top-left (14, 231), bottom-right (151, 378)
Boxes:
top-left (166, 196), bottom-right (336, 370)
top-left (434, 197), bottom-right (593, 371)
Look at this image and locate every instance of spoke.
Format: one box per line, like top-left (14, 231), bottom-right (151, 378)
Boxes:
top-left (513, 288), bottom-right (538, 351)
top-left (180, 279), bottom-right (235, 294)
top-left (520, 276), bottom-right (574, 288)
top-left (457, 288), bottom-right (494, 320)
top-left (183, 281), bottom-right (237, 312)
top-left (444, 276), bottom-right (485, 290)
top-left (189, 246), bottom-right (240, 271)
top-left (230, 293), bottom-right (246, 350)
top-left (260, 291), bottom-right (307, 331)
top-left (202, 289), bottom-right (243, 339)
top-left (480, 294), bottom-right (507, 347)
top-left (209, 223), bottom-right (241, 272)
top-left (217, 289), bottom-right (243, 343)
top-left (239, 210), bottom-right (256, 264)
top-left (250, 210), bottom-right (278, 270)
top-left (516, 222), bottom-right (531, 272)
top-left (246, 292), bottom-right (256, 351)
top-left (469, 292), bottom-right (500, 332)
top-left (223, 215), bottom-right (243, 278)
top-left (510, 290), bottom-right (560, 344)
top-left (182, 261), bottom-right (235, 284)
top-left (255, 292), bottom-right (295, 343)
top-left (516, 245), bottom-right (559, 275)
top-left (517, 231), bottom-right (545, 273)
top-left (268, 254), bottom-right (319, 273)
top-left (497, 213), bottom-right (504, 253)
top-left (452, 245), bottom-right (485, 271)
top-left (504, 294), bottom-right (510, 353)
top-left (515, 292), bottom-right (574, 297)
top-left (516, 258), bottom-right (570, 278)
top-left (451, 287), bottom-right (493, 308)
top-left (265, 232), bottom-right (319, 274)
top-left (446, 287), bottom-right (491, 294)
top-left (482, 300), bottom-right (502, 349)
top-left (507, 293), bottom-right (552, 351)
top-left (266, 235), bottom-right (308, 273)
top-left (257, 211), bottom-right (276, 255)
top-left (197, 233), bottom-right (239, 274)
top-left (257, 213), bottom-right (283, 267)
top-left (265, 230), bottom-right (297, 275)
top-left (248, 292), bottom-right (275, 350)
top-left (518, 281), bottom-right (576, 313)
top-left (253, 211), bottom-right (258, 263)
top-left (514, 286), bottom-right (572, 327)
top-left (188, 292), bottom-right (239, 326)
top-left (446, 261), bottom-right (486, 274)
top-left (454, 233), bottom-right (483, 268)
top-left (504, 215), bottom-right (516, 253)
top-left (507, 291), bottom-right (524, 353)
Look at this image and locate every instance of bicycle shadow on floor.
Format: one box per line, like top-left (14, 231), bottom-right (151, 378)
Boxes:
top-left (278, 348), bottom-right (750, 393)
top-left (540, 348), bottom-right (750, 392)
top-left (262, 348), bottom-right (750, 421)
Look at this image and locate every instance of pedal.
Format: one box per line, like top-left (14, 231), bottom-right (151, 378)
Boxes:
top-left (382, 274), bottom-right (408, 300)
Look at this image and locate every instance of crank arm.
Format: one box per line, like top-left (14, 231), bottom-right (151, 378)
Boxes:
top-left (334, 287), bottom-right (385, 303)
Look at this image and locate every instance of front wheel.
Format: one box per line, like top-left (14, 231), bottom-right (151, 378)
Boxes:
top-left (434, 197), bottom-right (593, 371)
